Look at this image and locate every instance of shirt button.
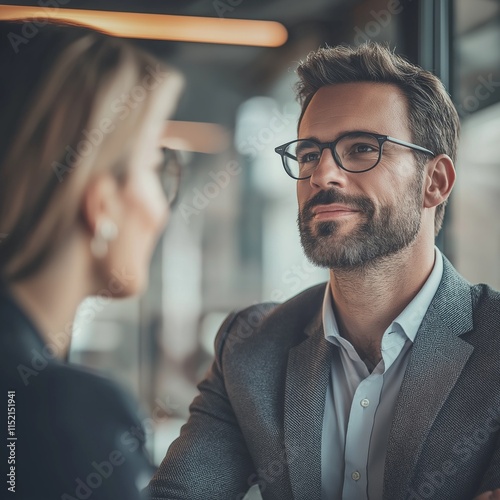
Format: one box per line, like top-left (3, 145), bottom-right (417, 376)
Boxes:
top-left (360, 398), bottom-right (370, 408)
top-left (351, 471), bottom-right (361, 481)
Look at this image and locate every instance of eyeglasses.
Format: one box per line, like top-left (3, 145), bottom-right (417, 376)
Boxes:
top-left (274, 131), bottom-right (436, 180)
top-left (159, 148), bottom-right (182, 205)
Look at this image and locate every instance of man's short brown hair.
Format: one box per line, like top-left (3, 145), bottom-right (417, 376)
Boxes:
top-left (295, 43), bottom-right (460, 236)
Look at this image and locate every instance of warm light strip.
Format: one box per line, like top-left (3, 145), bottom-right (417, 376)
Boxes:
top-left (0, 5), bottom-right (288, 47)
top-left (163, 121), bottom-right (230, 154)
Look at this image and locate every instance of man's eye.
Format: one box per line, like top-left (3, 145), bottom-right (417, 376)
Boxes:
top-left (352, 143), bottom-right (378, 153)
top-left (298, 152), bottom-right (320, 163)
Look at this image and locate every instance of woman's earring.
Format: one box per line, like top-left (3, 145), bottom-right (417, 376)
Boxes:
top-left (90, 219), bottom-right (118, 258)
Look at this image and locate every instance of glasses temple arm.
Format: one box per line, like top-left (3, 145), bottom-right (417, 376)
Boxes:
top-left (386, 136), bottom-right (435, 157)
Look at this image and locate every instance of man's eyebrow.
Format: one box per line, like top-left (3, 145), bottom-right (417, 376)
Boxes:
top-left (298, 130), bottom-right (384, 142)
top-left (295, 137), bottom-right (320, 151)
top-left (297, 136), bottom-right (322, 143)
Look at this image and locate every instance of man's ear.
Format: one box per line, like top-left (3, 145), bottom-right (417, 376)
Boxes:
top-left (80, 173), bottom-right (121, 236)
top-left (423, 154), bottom-right (456, 209)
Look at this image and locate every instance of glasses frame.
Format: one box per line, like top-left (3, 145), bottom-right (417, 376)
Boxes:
top-left (274, 131), bottom-right (436, 180)
top-left (160, 147), bottom-right (182, 206)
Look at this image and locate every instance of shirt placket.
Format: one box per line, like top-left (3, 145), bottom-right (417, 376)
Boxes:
top-left (342, 372), bottom-right (383, 500)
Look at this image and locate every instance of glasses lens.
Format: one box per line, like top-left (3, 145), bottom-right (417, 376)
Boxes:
top-left (284, 140), bottom-right (321, 179)
top-left (160, 148), bottom-right (181, 204)
top-left (336, 133), bottom-right (381, 172)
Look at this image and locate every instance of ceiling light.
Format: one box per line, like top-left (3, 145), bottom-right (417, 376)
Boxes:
top-left (0, 6), bottom-right (288, 47)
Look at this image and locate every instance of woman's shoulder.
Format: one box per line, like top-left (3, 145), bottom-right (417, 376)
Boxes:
top-left (0, 292), bottom-right (140, 426)
top-left (3, 361), bottom-right (153, 499)
top-left (40, 360), bottom-right (143, 431)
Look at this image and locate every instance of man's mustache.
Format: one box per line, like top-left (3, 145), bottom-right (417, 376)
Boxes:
top-left (301, 190), bottom-right (375, 220)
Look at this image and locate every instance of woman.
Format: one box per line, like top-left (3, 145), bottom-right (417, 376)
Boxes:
top-left (0, 20), bottom-right (182, 499)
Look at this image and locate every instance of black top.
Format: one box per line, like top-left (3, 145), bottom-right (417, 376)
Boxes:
top-left (0, 283), bottom-right (153, 499)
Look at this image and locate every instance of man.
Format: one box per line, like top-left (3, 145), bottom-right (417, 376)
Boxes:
top-left (149, 44), bottom-right (500, 500)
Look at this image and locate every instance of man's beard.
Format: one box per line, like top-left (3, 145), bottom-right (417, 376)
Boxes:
top-left (297, 173), bottom-right (424, 270)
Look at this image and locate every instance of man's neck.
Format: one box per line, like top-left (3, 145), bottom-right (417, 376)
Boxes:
top-left (329, 241), bottom-right (436, 367)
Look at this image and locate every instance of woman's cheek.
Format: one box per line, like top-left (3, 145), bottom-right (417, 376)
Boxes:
top-left (109, 174), bottom-right (166, 294)
top-left (130, 172), bottom-right (169, 233)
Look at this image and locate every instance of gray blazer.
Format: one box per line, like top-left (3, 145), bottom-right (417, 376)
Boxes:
top-left (149, 257), bottom-right (500, 500)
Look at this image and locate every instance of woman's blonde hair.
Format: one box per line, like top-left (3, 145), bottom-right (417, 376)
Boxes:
top-left (0, 21), bottom-right (178, 281)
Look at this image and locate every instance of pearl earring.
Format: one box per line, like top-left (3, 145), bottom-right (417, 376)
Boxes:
top-left (90, 219), bottom-right (118, 258)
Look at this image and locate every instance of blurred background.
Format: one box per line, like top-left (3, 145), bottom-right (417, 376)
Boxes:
top-left (1, 0), bottom-right (499, 495)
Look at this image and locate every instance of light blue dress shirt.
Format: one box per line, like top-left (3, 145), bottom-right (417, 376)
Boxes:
top-left (321, 247), bottom-right (444, 500)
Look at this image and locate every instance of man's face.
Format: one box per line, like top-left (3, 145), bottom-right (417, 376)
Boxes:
top-left (297, 82), bottom-right (425, 270)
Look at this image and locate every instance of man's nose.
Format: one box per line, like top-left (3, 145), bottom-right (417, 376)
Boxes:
top-left (309, 147), bottom-right (349, 189)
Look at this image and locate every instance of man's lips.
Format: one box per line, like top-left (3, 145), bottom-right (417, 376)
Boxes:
top-left (312, 204), bottom-right (360, 220)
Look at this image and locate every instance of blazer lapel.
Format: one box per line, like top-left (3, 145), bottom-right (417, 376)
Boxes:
top-left (384, 257), bottom-right (475, 499)
top-left (284, 310), bottom-right (334, 500)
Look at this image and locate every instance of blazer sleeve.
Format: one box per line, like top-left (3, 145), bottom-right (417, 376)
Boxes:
top-left (147, 310), bottom-right (256, 500)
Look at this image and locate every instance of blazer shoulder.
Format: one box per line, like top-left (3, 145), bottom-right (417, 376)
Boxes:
top-left (44, 362), bottom-right (142, 427)
top-left (216, 282), bottom-right (327, 358)
top-left (232, 281), bottom-right (327, 328)
top-left (470, 282), bottom-right (500, 325)
top-left (472, 282), bottom-right (500, 302)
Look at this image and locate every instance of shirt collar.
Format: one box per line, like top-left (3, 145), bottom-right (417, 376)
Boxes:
top-left (322, 246), bottom-right (444, 344)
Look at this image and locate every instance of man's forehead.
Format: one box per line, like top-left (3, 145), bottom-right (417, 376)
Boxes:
top-left (298, 82), bottom-right (410, 137)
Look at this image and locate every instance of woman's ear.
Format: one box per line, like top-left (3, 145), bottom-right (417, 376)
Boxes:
top-left (423, 154), bottom-right (456, 209)
top-left (80, 173), bottom-right (122, 237)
